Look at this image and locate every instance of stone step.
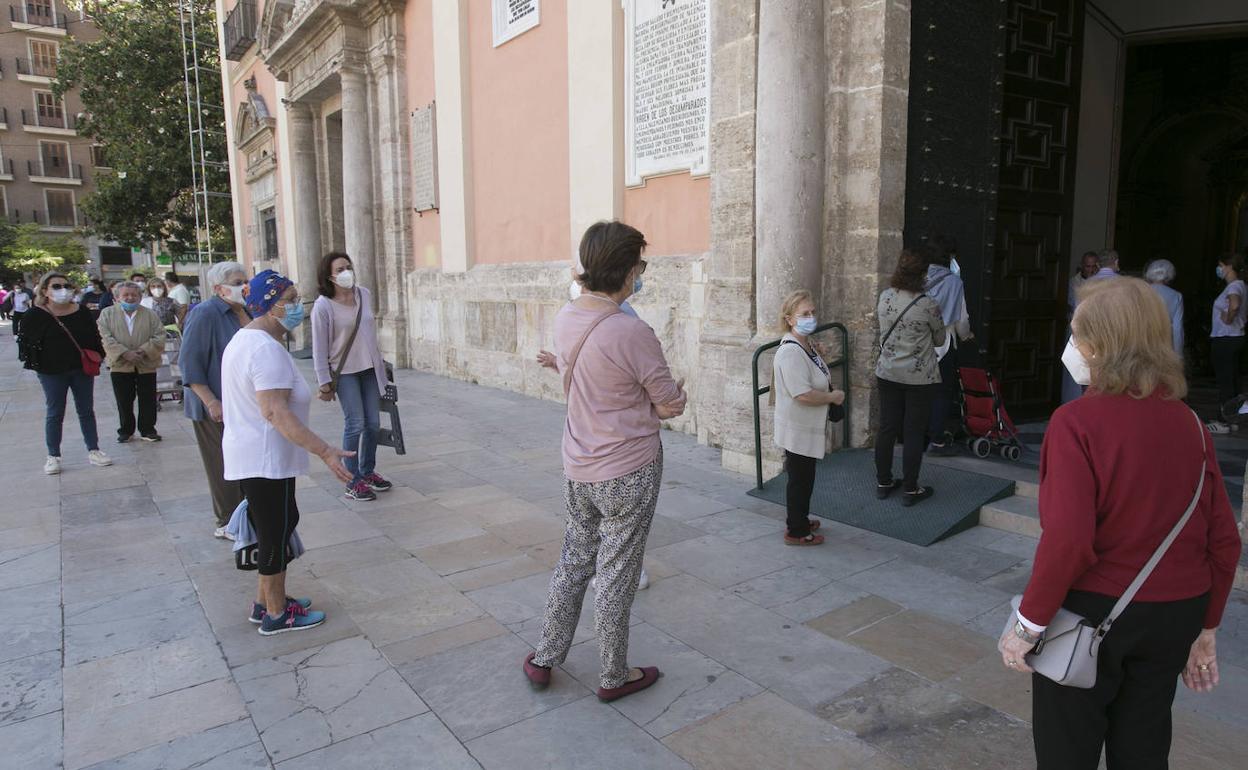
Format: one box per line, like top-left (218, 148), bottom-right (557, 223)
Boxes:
top-left (978, 496), bottom-right (1248, 590)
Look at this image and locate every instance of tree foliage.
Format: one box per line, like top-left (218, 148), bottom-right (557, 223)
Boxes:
top-left (0, 221), bottom-right (89, 284)
top-left (54, 0), bottom-right (233, 255)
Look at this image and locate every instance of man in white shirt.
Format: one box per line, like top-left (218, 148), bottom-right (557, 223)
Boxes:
top-left (165, 271), bottom-right (191, 306)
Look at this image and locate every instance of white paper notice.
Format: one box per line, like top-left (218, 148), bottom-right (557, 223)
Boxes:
top-left (493, 0), bottom-right (540, 47)
top-left (625, 0), bottom-right (710, 186)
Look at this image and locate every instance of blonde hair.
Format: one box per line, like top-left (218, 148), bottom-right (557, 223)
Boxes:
top-left (779, 290), bottom-right (813, 332)
top-left (1072, 277), bottom-right (1186, 399)
top-left (34, 272), bottom-right (70, 308)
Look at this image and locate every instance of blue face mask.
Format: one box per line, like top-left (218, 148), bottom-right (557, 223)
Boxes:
top-left (277, 301), bottom-right (305, 331)
top-left (633, 277), bottom-right (643, 295)
top-left (795, 316), bottom-right (818, 336)
top-left (1217, 265), bottom-right (1226, 280)
top-left (949, 257), bottom-right (962, 277)
top-left (119, 300), bottom-right (139, 312)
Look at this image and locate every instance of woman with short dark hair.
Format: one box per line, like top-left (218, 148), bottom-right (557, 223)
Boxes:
top-left (874, 249), bottom-right (945, 505)
top-left (1001, 277), bottom-right (1240, 768)
top-left (310, 252), bottom-right (393, 502)
top-left (523, 221), bottom-right (686, 702)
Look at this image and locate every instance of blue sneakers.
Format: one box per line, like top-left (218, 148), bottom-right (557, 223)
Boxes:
top-left (249, 597), bottom-right (313, 624)
top-left (258, 603), bottom-right (325, 636)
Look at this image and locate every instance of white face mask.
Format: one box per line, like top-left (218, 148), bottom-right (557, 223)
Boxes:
top-left (334, 270), bottom-right (355, 289)
top-left (51, 288), bottom-right (73, 304)
top-left (1062, 338), bottom-right (1091, 386)
top-left (151, 286), bottom-right (165, 297)
top-left (221, 284), bottom-right (245, 305)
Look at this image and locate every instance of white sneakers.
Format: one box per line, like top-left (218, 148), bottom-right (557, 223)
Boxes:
top-left (591, 569), bottom-right (650, 592)
top-left (46, 451), bottom-right (113, 474)
top-left (213, 526), bottom-right (235, 541)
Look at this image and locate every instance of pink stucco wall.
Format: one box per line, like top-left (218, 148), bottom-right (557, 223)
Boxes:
top-left (227, 44), bottom-right (285, 272)
top-left (404, 0), bottom-right (442, 269)
top-left (466, 0), bottom-right (571, 265)
top-left (624, 174), bottom-right (711, 257)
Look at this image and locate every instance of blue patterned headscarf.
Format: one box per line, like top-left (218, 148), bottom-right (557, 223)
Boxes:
top-left (245, 269), bottom-right (293, 318)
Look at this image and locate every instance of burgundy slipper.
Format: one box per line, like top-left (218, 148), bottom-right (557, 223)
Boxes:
top-left (523, 651), bottom-right (551, 691)
top-left (787, 519), bottom-right (821, 537)
top-left (597, 666), bottom-right (661, 702)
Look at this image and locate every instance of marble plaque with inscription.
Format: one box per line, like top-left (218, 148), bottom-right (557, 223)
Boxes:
top-left (625, 0), bottom-right (710, 186)
top-left (410, 103), bottom-right (438, 212)
top-left (493, 0), bottom-right (540, 47)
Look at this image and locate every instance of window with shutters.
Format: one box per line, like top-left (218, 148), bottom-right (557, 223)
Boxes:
top-left (45, 189), bottom-right (74, 227)
top-left (34, 91), bottom-right (64, 128)
top-left (29, 40), bottom-right (57, 78)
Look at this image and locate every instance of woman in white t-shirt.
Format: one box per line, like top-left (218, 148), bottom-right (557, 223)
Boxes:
top-left (1208, 253), bottom-right (1247, 434)
top-left (222, 270), bottom-right (353, 636)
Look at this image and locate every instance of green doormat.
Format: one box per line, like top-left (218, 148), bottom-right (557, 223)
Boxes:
top-left (747, 449), bottom-right (1015, 546)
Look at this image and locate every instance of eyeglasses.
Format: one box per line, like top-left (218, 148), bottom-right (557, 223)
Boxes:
top-left (638, 260), bottom-right (648, 274)
top-left (49, 283), bottom-right (70, 290)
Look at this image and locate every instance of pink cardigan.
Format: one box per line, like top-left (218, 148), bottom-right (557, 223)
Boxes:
top-left (555, 303), bottom-right (682, 482)
top-left (310, 286), bottom-right (389, 396)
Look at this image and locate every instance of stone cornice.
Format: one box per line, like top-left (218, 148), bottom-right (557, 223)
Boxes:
top-left (263, 0), bottom-right (403, 73)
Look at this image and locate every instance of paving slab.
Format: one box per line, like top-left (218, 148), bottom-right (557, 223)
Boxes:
top-left (0, 543), bottom-right (59, 591)
top-left (235, 636), bottom-right (428, 763)
top-left (81, 720), bottom-right (268, 770)
top-left (663, 692), bottom-right (904, 770)
top-left (466, 696), bottom-right (692, 770)
top-left (686, 508), bottom-right (783, 543)
top-left (380, 617), bottom-right (510, 667)
top-left (0, 710), bottom-right (62, 770)
top-left (650, 535), bottom-right (788, 588)
top-left (284, 712), bottom-right (480, 769)
top-left (0, 649), bottom-right (61, 727)
top-left (63, 634), bottom-right (228, 715)
top-left (843, 610), bottom-right (1000, 682)
top-left (413, 532), bottom-right (523, 575)
top-left (843, 560), bottom-right (1012, 622)
top-left (398, 632), bottom-right (590, 741)
top-left (0, 579), bottom-right (61, 664)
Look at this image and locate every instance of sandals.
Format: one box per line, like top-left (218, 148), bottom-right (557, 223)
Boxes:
top-left (523, 651), bottom-right (551, 691)
top-left (785, 519), bottom-right (821, 538)
top-left (876, 480), bottom-right (900, 499)
top-left (783, 533), bottom-right (825, 546)
top-left (901, 486), bottom-right (935, 507)
top-left (597, 667), bottom-right (662, 702)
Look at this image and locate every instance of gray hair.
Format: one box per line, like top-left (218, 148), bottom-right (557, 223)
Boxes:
top-left (205, 261), bottom-right (245, 289)
top-left (114, 280), bottom-right (141, 293)
top-left (1144, 259), bottom-right (1176, 284)
top-left (1097, 249), bottom-right (1120, 269)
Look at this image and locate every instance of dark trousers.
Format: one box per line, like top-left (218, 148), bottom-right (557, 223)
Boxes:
top-left (783, 451), bottom-right (816, 538)
top-left (1032, 590), bottom-right (1207, 770)
top-left (192, 418), bottom-right (244, 528)
top-left (874, 377), bottom-right (935, 491)
top-left (11, 310), bottom-right (25, 336)
top-left (928, 345), bottom-right (959, 442)
top-left (110, 371), bottom-right (157, 438)
top-left (37, 370), bottom-right (100, 455)
top-left (1209, 336), bottom-right (1244, 410)
top-left (240, 477), bottom-right (300, 576)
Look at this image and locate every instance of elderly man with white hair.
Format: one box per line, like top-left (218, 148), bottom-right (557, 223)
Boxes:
top-left (179, 261), bottom-right (251, 538)
top-left (1145, 259), bottom-right (1184, 356)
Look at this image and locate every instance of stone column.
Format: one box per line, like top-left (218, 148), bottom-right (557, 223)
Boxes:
top-left (753, 0), bottom-right (826, 336)
top-left (340, 68), bottom-right (377, 298)
top-left (287, 102), bottom-right (322, 301)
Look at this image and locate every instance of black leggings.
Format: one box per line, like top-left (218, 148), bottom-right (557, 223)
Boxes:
top-left (783, 451), bottom-right (817, 538)
top-left (874, 377), bottom-right (936, 491)
top-left (241, 477), bottom-right (300, 576)
top-left (1209, 336), bottom-right (1244, 410)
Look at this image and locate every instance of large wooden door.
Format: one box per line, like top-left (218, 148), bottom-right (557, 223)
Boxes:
top-left (903, 0), bottom-right (1007, 346)
top-left (987, 0), bottom-right (1086, 415)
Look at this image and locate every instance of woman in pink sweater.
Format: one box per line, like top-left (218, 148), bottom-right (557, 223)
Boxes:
top-left (523, 221), bottom-right (686, 703)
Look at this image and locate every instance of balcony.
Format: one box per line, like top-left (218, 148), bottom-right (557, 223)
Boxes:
top-left (28, 158), bottom-right (82, 185)
top-left (9, 5), bottom-right (68, 34)
top-left (15, 57), bottom-right (55, 82)
top-left (27, 206), bottom-right (80, 230)
top-left (0, 158), bottom-right (13, 181)
top-left (223, 1), bottom-right (257, 61)
top-left (0, 107), bottom-right (8, 130)
top-left (21, 108), bottom-right (75, 135)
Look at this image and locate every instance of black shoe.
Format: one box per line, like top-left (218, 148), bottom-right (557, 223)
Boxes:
top-left (876, 479), bottom-right (900, 499)
top-left (116, 434), bottom-right (132, 443)
top-left (902, 486), bottom-right (935, 507)
top-left (140, 433), bottom-right (162, 442)
top-left (927, 442), bottom-right (959, 457)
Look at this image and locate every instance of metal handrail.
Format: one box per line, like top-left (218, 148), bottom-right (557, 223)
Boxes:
top-left (750, 322), bottom-right (851, 490)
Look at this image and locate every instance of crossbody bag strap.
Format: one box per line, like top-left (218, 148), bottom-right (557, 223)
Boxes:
top-left (332, 289), bottom-right (365, 383)
top-left (43, 306), bottom-right (86, 356)
top-left (1098, 409), bottom-right (1208, 634)
top-left (561, 307), bottom-right (620, 398)
top-left (879, 294), bottom-right (926, 352)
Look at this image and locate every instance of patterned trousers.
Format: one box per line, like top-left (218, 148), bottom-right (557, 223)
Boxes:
top-left (533, 447), bottom-right (663, 688)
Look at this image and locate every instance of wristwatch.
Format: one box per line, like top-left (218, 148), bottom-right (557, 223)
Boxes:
top-left (1012, 620), bottom-right (1042, 644)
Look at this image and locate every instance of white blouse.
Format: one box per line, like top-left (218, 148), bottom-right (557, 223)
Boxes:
top-left (772, 333), bottom-right (831, 459)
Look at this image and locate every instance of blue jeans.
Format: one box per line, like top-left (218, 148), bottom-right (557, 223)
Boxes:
top-left (337, 368), bottom-right (379, 484)
top-left (38, 370), bottom-right (100, 456)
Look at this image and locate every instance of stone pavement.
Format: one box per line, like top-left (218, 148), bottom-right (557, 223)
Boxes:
top-left (1, 328), bottom-right (1245, 770)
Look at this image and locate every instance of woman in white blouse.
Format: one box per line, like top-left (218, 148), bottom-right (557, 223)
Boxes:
top-left (772, 290), bottom-right (845, 546)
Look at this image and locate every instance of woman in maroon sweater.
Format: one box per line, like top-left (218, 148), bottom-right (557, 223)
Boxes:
top-left (1000, 277), bottom-right (1241, 769)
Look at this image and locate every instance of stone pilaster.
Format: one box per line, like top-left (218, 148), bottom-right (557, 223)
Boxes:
top-left (287, 102), bottom-right (322, 303)
top-left (340, 67), bottom-right (377, 302)
top-left (822, 0), bottom-right (911, 446)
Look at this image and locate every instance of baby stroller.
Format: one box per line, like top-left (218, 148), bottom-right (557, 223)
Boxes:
top-left (957, 366), bottom-right (1023, 461)
top-left (155, 326), bottom-right (183, 410)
